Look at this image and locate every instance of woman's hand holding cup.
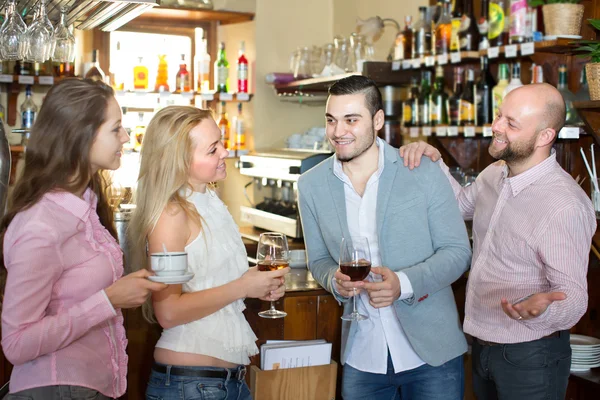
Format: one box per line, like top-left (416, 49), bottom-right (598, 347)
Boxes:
top-left (105, 269), bottom-right (168, 309)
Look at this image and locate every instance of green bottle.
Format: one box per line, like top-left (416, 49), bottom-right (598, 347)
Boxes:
top-left (418, 70), bottom-right (432, 127)
top-left (215, 42), bottom-right (229, 93)
top-left (430, 65), bottom-right (449, 126)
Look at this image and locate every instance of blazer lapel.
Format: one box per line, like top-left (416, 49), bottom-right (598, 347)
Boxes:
top-left (377, 144), bottom-right (399, 239)
top-left (327, 162), bottom-right (352, 241)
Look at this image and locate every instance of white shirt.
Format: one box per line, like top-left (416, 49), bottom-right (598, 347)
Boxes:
top-left (333, 138), bottom-right (425, 374)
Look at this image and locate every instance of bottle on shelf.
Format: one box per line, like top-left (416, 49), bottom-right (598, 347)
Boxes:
top-left (459, 0), bottom-right (480, 51)
top-left (460, 68), bottom-right (476, 126)
top-left (476, 56), bottom-right (495, 126)
top-left (112, 41), bottom-right (125, 91)
top-left (492, 63), bottom-right (510, 119)
top-left (430, 65), bottom-right (449, 126)
top-left (85, 49), bottom-right (105, 82)
top-left (218, 101), bottom-right (230, 149)
top-left (61, 62), bottom-right (75, 78)
top-left (404, 77), bottom-right (420, 127)
top-left (557, 64), bottom-right (578, 125)
top-left (395, 16), bottom-right (414, 60)
top-left (232, 102), bottom-right (246, 150)
top-left (237, 41), bottom-right (249, 93)
top-left (414, 6), bottom-right (433, 57)
top-left (133, 57), bottom-right (149, 90)
top-left (435, 0), bottom-right (453, 56)
top-left (503, 62), bottom-right (523, 97)
top-left (195, 34), bottom-right (211, 93)
top-left (450, 0), bottom-right (464, 52)
top-left (215, 42), bottom-right (230, 93)
top-left (575, 67), bottom-right (590, 102)
top-left (530, 64), bottom-right (543, 84)
top-left (488, 0), bottom-right (508, 47)
top-left (509, 0), bottom-right (528, 44)
top-left (478, 0), bottom-right (490, 50)
top-left (155, 54), bottom-right (169, 92)
top-left (175, 54), bottom-right (191, 93)
top-left (133, 112), bottom-right (145, 152)
top-left (449, 66), bottom-right (464, 126)
top-left (21, 85), bottom-right (38, 129)
top-left (0, 87), bottom-right (5, 123)
top-left (418, 70), bottom-right (432, 126)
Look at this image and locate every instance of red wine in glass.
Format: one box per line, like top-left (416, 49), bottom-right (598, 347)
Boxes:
top-left (340, 237), bottom-right (371, 321)
top-left (340, 261), bottom-right (371, 281)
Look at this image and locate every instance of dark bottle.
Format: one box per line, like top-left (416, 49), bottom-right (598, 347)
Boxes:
top-left (450, 0), bottom-right (464, 52)
top-left (414, 6), bottom-right (433, 57)
top-left (459, 68), bottom-right (476, 126)
top-left (478, 0), bottom-right (490, 50)
top-left (430, 66), bottom-right (449, 126)
top-left (449, 66), bottom-right (464, 126)
top-left (475, 56), bottom-right (496, 126)
top-left (403, 77), bottom-right (420, 127)
top-left (459, 0), bottom-right (480, 51)
top-left (418, 70), bottom-right (432, 127)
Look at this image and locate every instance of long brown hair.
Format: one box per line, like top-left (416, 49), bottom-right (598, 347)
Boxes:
top-left (0, 78), bottom-right (118, 293)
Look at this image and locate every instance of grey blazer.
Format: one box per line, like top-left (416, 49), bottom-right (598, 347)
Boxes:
top-left (297, 141), bottom-right (472, 367)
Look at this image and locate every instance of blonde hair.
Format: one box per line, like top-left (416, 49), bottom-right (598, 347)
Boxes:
top-left (128, 105), bottom-right (214, 322)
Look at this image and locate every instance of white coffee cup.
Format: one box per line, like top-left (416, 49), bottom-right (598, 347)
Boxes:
top-left (150, 252), bottom-right (188, 277)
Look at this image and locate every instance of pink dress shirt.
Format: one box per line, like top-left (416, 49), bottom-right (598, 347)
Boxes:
top-left (2, 189), bottom-right (127, 398)
top-left (441, 151), bottom-right (596, 343)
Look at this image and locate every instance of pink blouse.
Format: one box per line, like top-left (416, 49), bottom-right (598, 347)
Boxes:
top-left (2, 189), bottom-right (127, 398)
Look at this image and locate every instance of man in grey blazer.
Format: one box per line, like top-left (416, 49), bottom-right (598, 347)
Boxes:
top-left (297, 76), bottom-right (472, 400)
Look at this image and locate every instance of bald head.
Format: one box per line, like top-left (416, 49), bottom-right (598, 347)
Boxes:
top-left (506, 83), bottom-right (566, 135)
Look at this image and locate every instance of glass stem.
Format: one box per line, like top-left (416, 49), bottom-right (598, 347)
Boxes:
top-left (352, 288), bottom-right (357, 314)
top-left (270, 301), bottom-right (276, 311)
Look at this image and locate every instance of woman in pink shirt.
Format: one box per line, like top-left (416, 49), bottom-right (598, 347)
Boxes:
top-left (0, 79), bottom-right (166, 399)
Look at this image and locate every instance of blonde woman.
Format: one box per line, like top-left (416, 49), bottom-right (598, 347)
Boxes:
top-left (129, 106), bottom-right (289, 400)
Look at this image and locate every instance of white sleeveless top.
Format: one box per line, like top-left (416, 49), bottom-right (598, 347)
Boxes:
top-left (155, 189), bottom-right (258, 365)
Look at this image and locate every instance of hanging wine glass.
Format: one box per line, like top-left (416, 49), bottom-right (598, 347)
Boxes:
top-left (53, 6), bottom-right (75, 63)
top-left (38, 0), bottom-right (55, 60)
top-left (0, 0), bottom-right (27, 61)
top-left (24, 0), bottom-right (52, 63)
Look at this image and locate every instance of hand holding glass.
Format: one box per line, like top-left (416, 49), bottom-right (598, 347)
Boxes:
top-left (256, 232), bottom-right (288, 319)
top-left (340, 236), bottom-right (371, 321)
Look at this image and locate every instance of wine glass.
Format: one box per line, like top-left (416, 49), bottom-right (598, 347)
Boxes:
top-left (256, 232), bottom-right (289, 319)
top-left (0, 0), bottom-right (27, 61)
top-left (53, 6), bottom-right (75, 63)
top-left (24, 0), bottom-right (53, 63)
top-left (339, 236), bottom-right (371, 321)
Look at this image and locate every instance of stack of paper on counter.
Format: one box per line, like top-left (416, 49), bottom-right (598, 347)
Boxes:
top-left (260, 339), bottom-right (332, 370)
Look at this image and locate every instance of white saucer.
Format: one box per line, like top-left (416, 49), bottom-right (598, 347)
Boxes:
top-left (148, 273), bottom-right (194, 284)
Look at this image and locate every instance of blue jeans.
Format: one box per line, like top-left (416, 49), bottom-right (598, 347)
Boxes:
top-left (472, 331), bottom-right (571, 400)
top-left (341, 354), bottom-right (464, 400)
top-left (146, 363), bottom-right (252, 400)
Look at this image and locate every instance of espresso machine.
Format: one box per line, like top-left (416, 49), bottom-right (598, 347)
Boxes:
top-left (238, 149), bottom-right (331, 238)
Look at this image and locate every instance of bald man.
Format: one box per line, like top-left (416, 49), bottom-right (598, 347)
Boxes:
top-left (400, 83), bottom-right (596, 400)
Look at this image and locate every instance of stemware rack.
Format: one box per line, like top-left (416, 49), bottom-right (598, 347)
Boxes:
top-left (0, 0), bottom-right (159, 31)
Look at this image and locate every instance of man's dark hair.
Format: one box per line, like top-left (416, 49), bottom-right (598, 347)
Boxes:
top-left (328, 75), bottom-right (383, 118)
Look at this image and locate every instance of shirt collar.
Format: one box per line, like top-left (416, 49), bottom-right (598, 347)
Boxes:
top-left (44, 187), bottom-right (97, 221)
top-left (502, 149), bottom-right (558, 197)
top-left (333, 137), bottom-right (386, 183)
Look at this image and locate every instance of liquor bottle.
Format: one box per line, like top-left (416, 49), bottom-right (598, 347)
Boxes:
top-left (395, 16), bottom-right (414, 60)
top-left (488, 0), bottom-right (508, 47)
top-left (403, 77), bottom-right (420, 127)
top-left (530, 64), bottom-right (543, 83)
top-left (418, 70), bottom-right (432, 126)
top-left (155, 54), bottom-right (169, 92)
top-left (112, 41), bottom-right (125, 91)
top-left (503, 62), bottom-right (523, 96)
top-left (133, 57), bottom-right (149, 90)
top-left (237, 41), bottom-right (249, 93)
top-left (557, 64), bottom-right (578, 125)
top-left (492, 63), bottom-right (510, 118)
top-left (459, 68), bottom-right (476, 126)
top-left (195, 35), bottom-right (211, 93)
top-left (435, 0), bottom-right (453, 56)
top-left (217, 102), bottom-right (230, 149)
top-left (215, 42), bottom-right (229, 93)
top-left (232, 102), bottom-right (246, 150)
top-left (430, 65), bottom-right (449, 126)
top-left (33, 62), bottom-right (41, 77)
top-left (449, 67), bottom-right (464, 125)
top-left (476, 56), bottom-right (495, 126)
top-left (478, 0), bottom-right (490, 50)
top-left (575, 68), bottom-right (590, 102)
top-left (133, 113), bottom-right (145, 152)
top-left (175, 54), bottom-right (191, 93)
top-left (21, 85), bottom-right (38, 129)
top-left (509, 0), bottom-right (528, 44)
top-left (61, 62), bottom-right (74, 77)
top-left (459, 0), bottom-right (480, 51)
top-left (450, 0), bottom-right (464, 52)
top-left (85, 49), bottom-right (105, 82)
top-left (414, 6), bottom-right (432, 57)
